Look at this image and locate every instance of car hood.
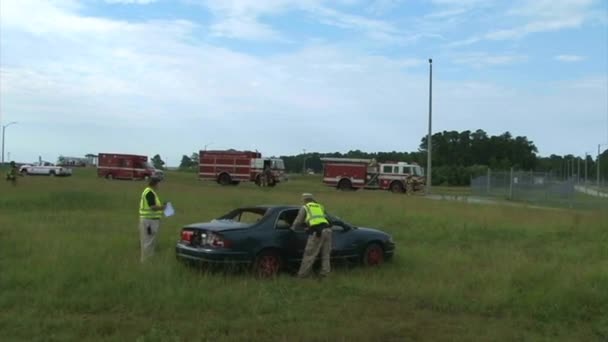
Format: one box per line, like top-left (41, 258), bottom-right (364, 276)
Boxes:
top-left (184, 219), bottom-right (251, 232)
top-left (353, 226), bottom-right (390, 238)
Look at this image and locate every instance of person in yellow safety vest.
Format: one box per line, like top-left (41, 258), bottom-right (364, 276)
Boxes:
top-left (5, 161), bottom-right (18, 186)
top-left (138, 176), bottom-right (166, 262)
top-left (290, 193), bottom-right (332, 278)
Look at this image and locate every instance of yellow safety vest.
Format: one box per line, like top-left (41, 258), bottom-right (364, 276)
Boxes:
top-left (139, 187), bottom-right (162, 219)
top-left (304, 202), bottom-right (329, 227)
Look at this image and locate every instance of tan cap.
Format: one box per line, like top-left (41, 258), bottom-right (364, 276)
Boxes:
top-left (301, 193), bottom-right (314, 200)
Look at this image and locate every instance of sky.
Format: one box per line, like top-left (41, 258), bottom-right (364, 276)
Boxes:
top-left (0, 0), bottom-right (607, 166)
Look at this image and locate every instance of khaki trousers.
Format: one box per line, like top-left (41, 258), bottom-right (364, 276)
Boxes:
top-left (139, 218), bottom-right (160, 262)
top-left (297, 228), bottom-right (332, 277)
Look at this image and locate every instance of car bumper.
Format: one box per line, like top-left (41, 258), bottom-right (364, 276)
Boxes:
top-left (175, 243), bottom-right (251, 264)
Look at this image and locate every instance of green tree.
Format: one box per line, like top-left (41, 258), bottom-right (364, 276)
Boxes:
top-left (151, 154), bottom-right (165, 170)
top-left (179, 155), bottom-right (193, 169)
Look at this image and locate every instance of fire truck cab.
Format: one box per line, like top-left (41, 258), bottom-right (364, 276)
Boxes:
top-left (321, 157), bottom-right (425, 193)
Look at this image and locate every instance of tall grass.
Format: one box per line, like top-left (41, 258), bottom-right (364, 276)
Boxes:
top-left (1, 168), bottom-right (607, 341)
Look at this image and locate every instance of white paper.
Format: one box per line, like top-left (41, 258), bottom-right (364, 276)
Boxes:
top-left (164, 202), bottom-right (175, 217)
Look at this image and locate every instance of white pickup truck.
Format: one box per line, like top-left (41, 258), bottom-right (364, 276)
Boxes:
top-left (19, 161), bottom-right (73, 177)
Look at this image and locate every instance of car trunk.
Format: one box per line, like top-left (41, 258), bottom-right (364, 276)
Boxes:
top-left (180, 220), bottom-right (250, 248)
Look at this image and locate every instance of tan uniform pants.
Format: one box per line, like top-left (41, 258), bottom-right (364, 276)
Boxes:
top-left (297, 228), bottom-right (332, 277)
top-left (139, 218), bottom-right (160, 262)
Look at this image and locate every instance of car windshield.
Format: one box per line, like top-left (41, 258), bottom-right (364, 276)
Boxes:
top-left (217, 207), bottom-right (268, 225)
top-left (413, 166), bottom-right (423, 176)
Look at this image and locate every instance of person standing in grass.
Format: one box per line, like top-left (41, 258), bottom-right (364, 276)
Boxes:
top-left (139, 176), bottom-right (166, 262)
top-left (5, 161), bottom-right (18, 186)
top-left (290, 193), bottom-right (333, 278)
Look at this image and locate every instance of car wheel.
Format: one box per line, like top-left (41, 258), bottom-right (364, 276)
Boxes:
top-left (252, 250), bottom-right (282, 278)
top-left (49, 171), bottom-right (56, 177)
top-left (390, 181), bottom-right (404, 193)
top-left (20, 170), bottom-right (28, 176)
top-left (361, 243), bottom-right (384, 267)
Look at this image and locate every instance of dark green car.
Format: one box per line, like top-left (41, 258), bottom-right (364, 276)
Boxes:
top-left (175, 205), bottom-right (395, 277)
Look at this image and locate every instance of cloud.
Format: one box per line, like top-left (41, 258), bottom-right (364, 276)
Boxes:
top-left (198, 0), bottom-right (405, 42)
top-left (1, 0), bottom-right (606, 163)
top-left (449, 0), bottom-right (599, 46)
top-left (451, 53), bottom-right (528, 68)
top-left (554, 54), bottom-right (586, 62)
top-left (105, 0), bottom-right (157, 4)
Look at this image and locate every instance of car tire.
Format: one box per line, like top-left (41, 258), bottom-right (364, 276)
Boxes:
top-left (361, 243), bottom-right (384, 267)
top-left (252, 250), bottom-right (283, 278)
top-left (20, 170), bottom-right (28, 176)
top-left (49, 171), bottom-right (56, 177)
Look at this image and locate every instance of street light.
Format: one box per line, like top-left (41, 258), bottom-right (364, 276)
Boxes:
top-left (426, 58), bottom-right (433, 195)
top-left (2, 121), bottom-right (17, 165)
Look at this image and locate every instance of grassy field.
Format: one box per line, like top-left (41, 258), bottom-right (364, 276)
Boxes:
top-left (1, 168), bottom-right (607, 341)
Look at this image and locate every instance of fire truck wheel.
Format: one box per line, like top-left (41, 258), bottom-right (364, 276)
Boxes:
top-left (338, 179), bottom-right (352, 191)
top-left (218, 173), bottom-right (231, 186)
top-left (390, 181), bottom-right (404, 193)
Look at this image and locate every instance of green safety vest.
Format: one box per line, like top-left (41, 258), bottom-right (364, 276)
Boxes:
top-left (304, 202), bottom-right (329, 227)
top-left (139, 187), bottom-right (162, 219)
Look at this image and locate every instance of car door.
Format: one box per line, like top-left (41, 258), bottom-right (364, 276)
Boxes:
top-left (273, 209), bottom-right (308, 262)
top-left (329, 222), bottom-right (359, 259)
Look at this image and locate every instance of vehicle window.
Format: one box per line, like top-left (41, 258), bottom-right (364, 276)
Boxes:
top-left (382, 165), bottom-right (392, 173)
top-left (393, 166), bottom-right (399, 173)
top-left (275, 209), bottom-right (299, 229)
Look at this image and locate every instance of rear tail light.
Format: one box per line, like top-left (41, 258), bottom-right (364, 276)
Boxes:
top-left (180, 230), bottom-right (231, 248)
top-left (198, 232), bottom-right (231, 248)
top-left (206, 232), bottom-right (232, 248)
top-left (181, 230), bottom-right (194, 242)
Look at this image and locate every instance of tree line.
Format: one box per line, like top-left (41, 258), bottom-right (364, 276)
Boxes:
top-left (166, 129), bottom-right (608, 186)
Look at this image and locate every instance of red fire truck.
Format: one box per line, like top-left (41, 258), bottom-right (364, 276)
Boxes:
top-left (199, 150), bottom-right (286, 186)
top-left (321, 157), bottom-right (425, 193)
top-left (97, 153), bottom-right (164, 180)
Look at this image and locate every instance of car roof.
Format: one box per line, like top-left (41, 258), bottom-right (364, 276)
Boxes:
top-left (250, 205), bottom-right (300, 211)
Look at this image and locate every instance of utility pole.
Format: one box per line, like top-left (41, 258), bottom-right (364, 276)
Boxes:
top-left (1, 121), bottom-right (18, 165)
top-left (577, 157), bottom-right (580, 184)
top-left (302, 149), bottom-right (306, 174)
top-left (584, 152), bottom-right (588, 185)
top-left (426, 58), bottom-right (433, 195)
top-left (598, 144), bottom-right (602, 188)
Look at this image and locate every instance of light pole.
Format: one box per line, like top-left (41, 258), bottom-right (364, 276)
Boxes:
top-left (2, 121), bottom-right (17, 165)
top-left (598, 144), bottom-right (607, 188)
top-left (302, 149), bottom-right (307, 174)
top-left (426, 58), bottom-right (433, 195)
top-left (584, 152), bottom-right (590, 185)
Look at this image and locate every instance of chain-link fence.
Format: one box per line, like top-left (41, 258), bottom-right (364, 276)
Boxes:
top-left (471, 169), bottom-right (607, 209)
